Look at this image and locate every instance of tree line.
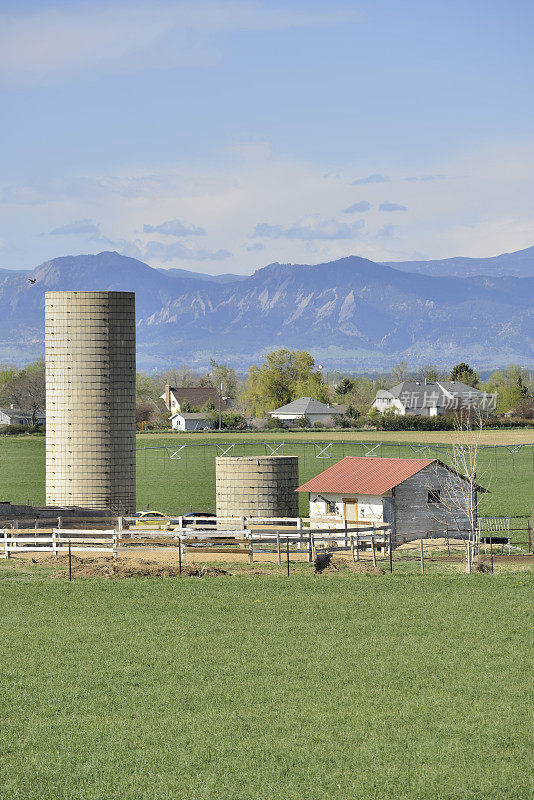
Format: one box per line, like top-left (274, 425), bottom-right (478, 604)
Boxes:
top-left (0, 353), bottom-right (532, 432)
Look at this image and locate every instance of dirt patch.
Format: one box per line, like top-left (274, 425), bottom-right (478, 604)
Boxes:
top-left (397, 537), bottom-right (466, 550)
top-left (314, 553), bottom-right (384, 575)
top-left (48, 557), bottom-right (229, 579)
top-left (472, 555), bottom-right (492, 573)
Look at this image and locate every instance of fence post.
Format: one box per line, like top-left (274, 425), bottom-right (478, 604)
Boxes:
top-left (286, 537), bottom-right (290, 577)
top-left (527, 519), bottom-right (531, 554)
top-left (344, 520), bottom-right (348, 551)
top-left (371, 535), bottom-right (377, 568)
top-left (58, 516), bottom-right (62, 530)
top-left (310, 531), bottom-right (314, 563)
top-left (420, 538), bottom-right (424, 574)
top-left (52, 529), bottom-right (57, 556)
top-left (249, 535), bottom-right (253, 565)
top-left (68, 540), bottom-right (72, 581)
top-left (465, 540), bottom-right (470, 573)
top-left (277, 533), bottom-right (281, 566)
top-left (389, 530), bottom-right (393, 573)
top-left (350, 535), bottom-right (355, 562)
top-left (490, 531), bottom-right (494, 574)
top-left (178, 537), bottom-right (182, 575)
top-left (3, 531), bottom-right (9, 559)
top-left (112, 532), bottom-right (117, 559)
top-left (355, 532), bottom-right (360, 561)
top-left (118, 516), bottom-right (123, 532)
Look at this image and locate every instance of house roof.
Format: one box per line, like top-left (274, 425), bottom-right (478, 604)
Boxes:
top-left (378, 381), bottom-right (487, 408)
top-left (162, 387), bottom-right (226, 410)
top-left (170, 412), bottom-right (211, 420)
top-left (297, 456), bottom-right (438, 495)
top-left (270, 397), bottom-right (342, 416)
top-left (297, 456), bottom-right (487, 495)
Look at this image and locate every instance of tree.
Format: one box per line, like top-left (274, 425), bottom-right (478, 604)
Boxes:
top-left (202, 359), bottom-right (239, 399)
top-left (424, 410), bottom-right (490, 543)
top-left (485, 364), bottom-right (530, 412)
top-left (335, 377), bottom-right (355, 397)
top-left (416, 364), bottom-right (441, 381)
top-left (450, 363), bottom-right (478, 387)
top-left (0, 361), bottom-right (46, 426)
top-left (243, 349), bottom-right (327, 416)
top-left (390, 361), bottom-right (409, 383)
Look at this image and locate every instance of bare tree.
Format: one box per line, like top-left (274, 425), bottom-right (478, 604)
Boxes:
top-left (425, 409), bottom-right (491, 538)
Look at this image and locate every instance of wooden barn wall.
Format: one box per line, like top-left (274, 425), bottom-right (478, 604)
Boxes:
top-left (394, 464), bottom-right (474, 541)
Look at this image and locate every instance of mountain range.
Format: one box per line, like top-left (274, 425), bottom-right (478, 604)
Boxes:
top-left (0, 248), bottom-right (532, 371)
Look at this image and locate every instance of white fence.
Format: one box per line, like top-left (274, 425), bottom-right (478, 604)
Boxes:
top-left (1, 529), bottom-right (117, 559)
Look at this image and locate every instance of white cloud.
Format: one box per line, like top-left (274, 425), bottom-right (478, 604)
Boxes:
top-left (352, 174), bottom-right (390, 185)
top-left (0, 2), bottom-right (360, 85)
top-left (144, 241), bottom-right (231, 262)
top-left (343, 201), bottom-right (372, 214)
top-left (253, 216), bottom-right (365, 241)
top-left (1, 139), bottom-right (533, 270)
top-left (49, 219), bottom-right (100, 235)
top-left (379, 201), bottom-right (407, 212)
top-left (142, 219), bottom-right (205, 236)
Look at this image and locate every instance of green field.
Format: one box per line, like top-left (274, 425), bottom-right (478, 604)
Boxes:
top-left (0, 432), bottom-right (532, 520)
top-left (0, 569), bottom-right (531, 800)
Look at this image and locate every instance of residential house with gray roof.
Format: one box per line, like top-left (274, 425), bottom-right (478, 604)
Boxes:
top-left (270, 397), bottom-right (343, 427)
top-left (372, 380), bottom-right (495, 417)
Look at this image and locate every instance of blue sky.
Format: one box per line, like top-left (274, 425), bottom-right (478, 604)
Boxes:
top-left (0, 0), bottom-right (533, 271)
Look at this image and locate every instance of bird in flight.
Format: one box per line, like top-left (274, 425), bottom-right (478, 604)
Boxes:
top-left (27, 277), bottom-right (36, 284)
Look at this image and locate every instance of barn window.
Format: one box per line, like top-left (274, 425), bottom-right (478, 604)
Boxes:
top-left (427, 490), bottom-right (441, 504)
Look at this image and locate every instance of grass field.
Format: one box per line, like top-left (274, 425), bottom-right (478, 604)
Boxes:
top-left (0, 431), bottom-right (532, 520)
top-left (0, 567), bottom-right (531, 800)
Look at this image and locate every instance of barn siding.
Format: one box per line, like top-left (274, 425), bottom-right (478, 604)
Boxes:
top-left (395, 464), bottom-right (474, 542)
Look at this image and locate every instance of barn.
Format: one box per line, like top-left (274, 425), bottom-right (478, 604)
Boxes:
top-left (296, 456), bottom-right (486, 543)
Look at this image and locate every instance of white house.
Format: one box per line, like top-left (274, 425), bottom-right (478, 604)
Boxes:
top-left (170, 412), bottom-right (214, 432)
top-left (296, 456), bottom-right (486, 543)
top-left (372, 380), bottom-right (495, 416)
top-left (0, 406), bottom-right (46, 426)
top-left (161, 385), bottom-right (226, 414)
top-left (270, 397), bottom-right (343, 427)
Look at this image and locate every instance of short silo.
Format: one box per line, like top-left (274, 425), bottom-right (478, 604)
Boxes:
top-left (45, 291), bottom-right (136, 514)
top-left (216, 456), bottom-right (299, 526)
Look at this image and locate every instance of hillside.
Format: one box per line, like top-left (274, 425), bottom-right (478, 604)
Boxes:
top-left (0, 251), bottom-right (532, 370)
top-left (381, 245), bottom-right (534, 278)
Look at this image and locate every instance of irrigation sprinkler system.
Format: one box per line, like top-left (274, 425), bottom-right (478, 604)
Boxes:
top-left (135, 439), bottom-right (534, 475)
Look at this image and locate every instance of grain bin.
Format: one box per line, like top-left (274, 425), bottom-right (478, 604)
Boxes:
top-left (45, 291), bottom-right (136, 514)
top-left (216, 456), bottom-right (299, 527)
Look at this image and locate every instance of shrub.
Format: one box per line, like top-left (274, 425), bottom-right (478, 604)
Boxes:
top-left (296, 416), bottom-right (310, 428)
top-left (266, 417), bottom-right (285, 429)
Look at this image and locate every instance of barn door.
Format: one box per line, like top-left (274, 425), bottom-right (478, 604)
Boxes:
top-left (343, 499), bottom-right (358, 523)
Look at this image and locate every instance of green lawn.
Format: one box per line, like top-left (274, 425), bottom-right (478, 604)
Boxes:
top-left (0, 432), bottom-right (532, 523)
top-left (0, 570), bottom-right (531, 800)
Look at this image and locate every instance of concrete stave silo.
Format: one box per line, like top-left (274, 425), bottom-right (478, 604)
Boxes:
top-left (216, 456), bottom-right (299, 527)
top-left (45, 291), bottom-right (136, 514)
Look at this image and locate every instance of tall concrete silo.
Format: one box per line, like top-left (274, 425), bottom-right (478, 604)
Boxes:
top-left (216, 456), bottom-right (299, 527)
top-left (45, 291), bottom-right (136, 513)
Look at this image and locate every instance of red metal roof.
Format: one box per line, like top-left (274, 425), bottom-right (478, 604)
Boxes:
top-left (296, 456), bottom-right (436, 495)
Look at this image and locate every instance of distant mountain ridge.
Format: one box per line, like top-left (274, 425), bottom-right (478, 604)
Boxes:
top-left (381, 245), bottom-right (534, 278)
top-left (0, 250), bottom-right (532, 370)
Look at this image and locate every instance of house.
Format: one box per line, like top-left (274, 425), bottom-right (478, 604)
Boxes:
top-left (270, 397), bottom-right (343, 427)
top-left (170, 411), bottom-right (215, 432)
top-left (160, 385), bottom-right (227, 414)
top-left (0, 406), bottom-right (46, 427)
top-left (296, 456), bottom-right (486, 543)
top-left (372, 380), bottom-right (495, 416)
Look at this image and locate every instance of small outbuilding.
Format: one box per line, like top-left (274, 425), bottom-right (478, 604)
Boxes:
top-left (170, 411), bottom-right (214, 432)
top-left (296, 456), bottom-right (486, 543)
